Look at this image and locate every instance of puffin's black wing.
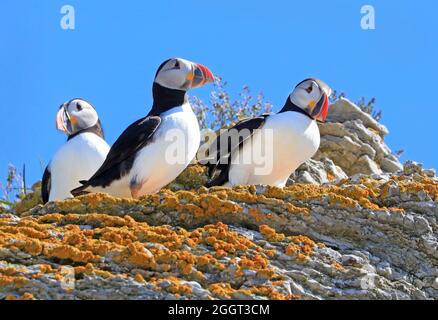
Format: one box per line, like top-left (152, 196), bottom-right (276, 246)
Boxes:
top-left (41, 166), bottom-right (51, 204)
top-left (205, 115), bottom-right (269, 187)
top-left (71, 116), bottom-right (162, 196)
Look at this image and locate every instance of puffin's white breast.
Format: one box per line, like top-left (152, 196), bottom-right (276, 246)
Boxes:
top-left (101, 102), bottom-right (200, 197)
top-left (49, 133), bottom-right (110, 201)
top-left (228, 112), bottom-right (320, 187)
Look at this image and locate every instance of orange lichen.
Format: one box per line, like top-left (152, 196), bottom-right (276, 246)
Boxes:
top-left (5, 292), bottom-right (35, 300)
top-left (134, 273), bottom-right (146, 283)
top-left (259, 225), bottom-right (285, 242)
top-left (63, 231), bottom-right (87, 246)
top-left (168, 164), bottom-right (208, 190)
top-left (73, 263), bottom-right (113, 279)
top-left (285, 235), bottom-right (318, 260)
top-left (332, 262), bottom-right (345, 271)
top-left (115, 242), bottom-right (157, 269)
top-left (156, 277), bottom-right (193, 295)
top-left (328, 194), bottom-right (358, 208)
top-left (327, 172), bottom-right (336, 181)
top-left (398, 180), bottom-right (438, 201)
top-left (45, 244), bottom-right (96, 263)
top-left (239, 254), bottom-right (269, 270)
top-left (286, 203), bottom-right (310, 215)
top-left (256, 268), bottom-right (276, 279)
top-left (249, 207), bottom-right (266, 222)
top-left (288, 235), bottom-right (316, 247)
top-left (197, 254), bottom-right (216, 267)
top-left (380, 178), bottom-right (438, 202)
top-left (1, 190), bottom-right (332, 300)
top-left (208, 282), bottom-right (294, 300)
top-left (23, 239), bottom-right (43, 256)
top-left (0, 274), bottom-right (28, 289)
top-left (208, 283), bottom-right (234, 299)
top-left (0, 225), bottom-right (48, 240)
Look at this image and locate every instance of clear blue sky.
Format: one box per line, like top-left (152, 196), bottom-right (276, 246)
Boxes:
top-left (0, 0), bottom-right (437, 186)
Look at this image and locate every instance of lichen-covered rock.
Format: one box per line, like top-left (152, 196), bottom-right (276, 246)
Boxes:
top-left (167, 164), bottom-right (208, 191)
top-left (1, 160), bottom-right (437, 300)
top-left (316, 98), bottom-right (403, 175)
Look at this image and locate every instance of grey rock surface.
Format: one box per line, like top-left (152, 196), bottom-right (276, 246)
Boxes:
top-left (316, 98), bottom-right (403, 175)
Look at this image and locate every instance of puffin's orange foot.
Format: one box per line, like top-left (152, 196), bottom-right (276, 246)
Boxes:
top-left (130, 178), bottom-right (145, 199)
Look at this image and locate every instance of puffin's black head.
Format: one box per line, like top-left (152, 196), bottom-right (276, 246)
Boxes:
top-left (153, 58), bottom-right (215, 91)
top-left (56, 98), bottom-right (102, 137)
top-left (288, 78), bottom-right (332, 122)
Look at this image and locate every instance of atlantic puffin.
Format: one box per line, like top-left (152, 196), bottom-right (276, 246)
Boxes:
top-left (41, 99), bottom-right (110, 203)
top-left (205, 78), bottom-right (331, 187)
top-left (71, 58), bottom-right (214, 198)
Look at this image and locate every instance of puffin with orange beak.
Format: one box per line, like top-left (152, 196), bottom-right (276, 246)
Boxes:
top-left (71, 58), bottom-right (215, 198)
top-left (41, 99), bottom-right (110, 203)
top-left (206, 78), bottom-right (331, 187)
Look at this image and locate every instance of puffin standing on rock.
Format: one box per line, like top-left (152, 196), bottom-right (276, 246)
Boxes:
top-left (71, 58), bottom-right (214, 199)
top-left (42, 99), bottom-right (110, 203)
top-left (206, 78), bottom-right (331, 187)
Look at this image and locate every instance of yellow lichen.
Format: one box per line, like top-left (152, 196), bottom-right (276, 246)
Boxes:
top-left (259, 225), bottom-right (285, 242)
top-left (134, 273), bottom-right (146, 283)
top-left (5, 292), bottom-right (35, 300)
top-left (1, 188), bottom-right (334, 300)
top-left (45, 245), bottom-right (96, 263)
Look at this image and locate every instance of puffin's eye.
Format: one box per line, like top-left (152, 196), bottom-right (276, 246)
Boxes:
top-left (306, 85), bottom-right (313, 94)
top-left (76, 103), bottom-right (83, 111)
top-left (174, 61), bottom-right (180, 69)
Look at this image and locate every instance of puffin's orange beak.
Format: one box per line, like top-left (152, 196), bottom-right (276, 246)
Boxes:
top-left (190, 63), bottom-right (215, 89)
top-left (311, 92), bottom-right (329, 122)
top-left (56, 106), bottom-right (69, 133)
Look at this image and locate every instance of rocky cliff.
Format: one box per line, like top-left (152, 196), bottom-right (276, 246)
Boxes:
top-left (1, 99), bottom-right (437, 300)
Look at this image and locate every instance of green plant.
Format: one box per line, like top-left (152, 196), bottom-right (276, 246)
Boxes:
top-left (0, 164), bottom-right (30, 209)
top-left (190, 77), bottom-right (272, 131)
top-left (330, 90), bottom-right (346, 104)
top-left (357, 96), bottom-right (382, 122)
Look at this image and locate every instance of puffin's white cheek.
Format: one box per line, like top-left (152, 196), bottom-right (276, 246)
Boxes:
top-left (78, 111), bottom-right (98, 129)
top-left (157, 70), bottom-right (186, 89)
top-left (293, 91), bottom-right (309, 106)
top-left (169, 70), bottom-right (186, 87)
